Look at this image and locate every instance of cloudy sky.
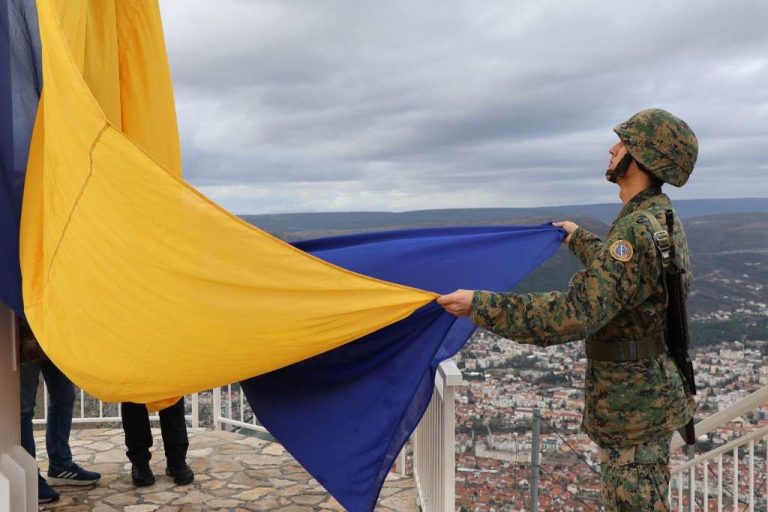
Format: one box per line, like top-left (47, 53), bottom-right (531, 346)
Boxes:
top-left (159, 0), bottom-right (768, 214)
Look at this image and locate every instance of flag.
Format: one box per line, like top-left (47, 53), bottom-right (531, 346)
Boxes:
top-left (245, 225), bottom-right (562, 511)
top-left (0, 0), bottom-right (41, 316)
top-left (2, 1), bottom-right (565, 509)
top-left (20, 0), bottom-right (434, 405)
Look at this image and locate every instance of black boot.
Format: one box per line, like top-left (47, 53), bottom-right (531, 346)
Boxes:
top-left (166, 461), bottom-right (194, 485)
top-left (131, 461), bottom-right (155, 487)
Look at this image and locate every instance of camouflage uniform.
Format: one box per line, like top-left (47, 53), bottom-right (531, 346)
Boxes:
top-left (600, 440), bottom-right (671, 511)
top-left (470, 109), bottom-right (698, 510)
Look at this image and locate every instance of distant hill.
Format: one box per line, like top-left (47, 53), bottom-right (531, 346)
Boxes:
top-left (240, 198), bottom-right (768, 348)
top-left (514, 212), bottom-right (768, 346)
top-left (241, 197), bottom-right (768, 240)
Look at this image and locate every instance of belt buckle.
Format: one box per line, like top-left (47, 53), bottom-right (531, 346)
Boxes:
top-left (627, 340), bottom-right (638, 360)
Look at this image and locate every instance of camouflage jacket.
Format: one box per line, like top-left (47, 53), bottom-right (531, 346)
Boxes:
top-left (471, 187), bottom-right (696, 447)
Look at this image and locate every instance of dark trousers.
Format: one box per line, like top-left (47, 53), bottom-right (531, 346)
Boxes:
top-left (121, 398), bottom-right (189, 467)
top-left (19, 360), bottom-right (75, 472)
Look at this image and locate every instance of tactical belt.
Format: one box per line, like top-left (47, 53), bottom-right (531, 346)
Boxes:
top-left (586, 332), bottom-right (667, 362)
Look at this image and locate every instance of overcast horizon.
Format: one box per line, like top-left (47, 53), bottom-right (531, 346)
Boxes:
top-left (160, 1), bottom-right (768, 214)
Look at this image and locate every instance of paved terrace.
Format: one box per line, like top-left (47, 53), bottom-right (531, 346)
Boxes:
top-left (37, 428), bottom-right (417, 512)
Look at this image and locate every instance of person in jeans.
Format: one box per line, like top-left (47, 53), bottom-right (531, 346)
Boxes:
top-left (19, 319), bottom-right (101, 504)
top-left (121, 398), bottom-right (194, 486)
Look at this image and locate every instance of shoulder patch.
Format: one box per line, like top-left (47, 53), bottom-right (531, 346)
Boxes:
top-left (609, 240), bottom-right (634, 262)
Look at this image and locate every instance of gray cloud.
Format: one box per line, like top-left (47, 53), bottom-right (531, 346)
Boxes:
top-left (160, 0), bottom-right (768, 213)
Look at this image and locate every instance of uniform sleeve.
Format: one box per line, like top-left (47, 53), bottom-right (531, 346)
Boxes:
top-left (568, 227), bottom-right (603, 267)
top-left (470, 217), bottom-right (657, 347)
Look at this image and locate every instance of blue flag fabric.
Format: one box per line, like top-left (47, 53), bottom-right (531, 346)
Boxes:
top-left (242, 225), bottom-right (564, 511)
top-left (0, 0), bottom-right (40, 315)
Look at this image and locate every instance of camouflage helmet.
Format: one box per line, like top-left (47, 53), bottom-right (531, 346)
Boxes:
top-left (613, 108), bottom-right (698, 187)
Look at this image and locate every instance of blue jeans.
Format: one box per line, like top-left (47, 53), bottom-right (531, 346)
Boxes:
top-left (20, 360), bottom-right (75, 472)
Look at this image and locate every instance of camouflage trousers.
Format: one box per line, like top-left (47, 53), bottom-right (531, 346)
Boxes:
top-left (600, 439), bottom-right (670, 511)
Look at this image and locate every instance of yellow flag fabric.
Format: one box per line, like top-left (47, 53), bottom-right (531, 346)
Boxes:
top-left (21, 0), bottom-right (436, 406)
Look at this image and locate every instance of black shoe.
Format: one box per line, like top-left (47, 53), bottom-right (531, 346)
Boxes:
top-left (165, 462), bottom-right (194, 485)
top-left (131, 462), bottom-right (155, 487)
top-left (38, 475), bottom-right (60, 504)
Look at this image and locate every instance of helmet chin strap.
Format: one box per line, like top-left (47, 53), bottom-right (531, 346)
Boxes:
top-left (605, 153), bottom-right (634, 183)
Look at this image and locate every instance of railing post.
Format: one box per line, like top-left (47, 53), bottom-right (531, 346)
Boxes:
top-left (395, 447), bottom-right (406, 477)
top-left (413, 391), bottom-right (426, 508)
top-left (413, 360), bottom-right (462, 512)
top-left (440, 361), bottom-right (462, 512)
top-left (191, 393), bottom-right (199, 428)
top-left (689, 464), bottom-right (694, 512)
top-left (718, 454), bottom-right (722, 511)
top-left (531, 408), bottom-right (540, 512)
top-left (685, 444), bottom-right (694, 512)
top-left (442, 371), bottom-right (456, 509)
top-left (703, 459), bottom-right (708, 512)
top-left (212, 386), bottom-right (222, 431)
top-left (734, 447), bottom-right (738, 510)
top-left (749, 440), bottom-right (754, 512)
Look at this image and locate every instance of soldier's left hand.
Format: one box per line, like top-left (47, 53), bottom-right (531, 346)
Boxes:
top-left (552, 221), bottom-right (579, 244)
top-left (437, 289), bottom-right (474, 317)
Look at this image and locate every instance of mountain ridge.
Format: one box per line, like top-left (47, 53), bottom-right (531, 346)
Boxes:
top-left (241, 197), bottom-right (768, 237)
top-left (239, 199), bottom-right (768, 347)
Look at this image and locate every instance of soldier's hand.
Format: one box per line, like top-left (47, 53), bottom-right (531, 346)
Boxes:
top-left (437, 289), bottom-right (474, 317)
top-left (552, 221), bottom-right (579, 244)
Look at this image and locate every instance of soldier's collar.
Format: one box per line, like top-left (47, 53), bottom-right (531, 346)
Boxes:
top-left (614, 186), bottom-right (662, 222)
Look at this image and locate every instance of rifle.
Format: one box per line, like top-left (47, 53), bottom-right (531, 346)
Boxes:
top-left (659, 210), bottom-right (697, 445)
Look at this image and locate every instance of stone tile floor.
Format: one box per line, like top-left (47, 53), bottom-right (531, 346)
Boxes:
top-left (36, 428), bottom-right (417, 511)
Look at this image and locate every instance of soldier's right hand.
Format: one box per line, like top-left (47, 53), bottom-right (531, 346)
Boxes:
top-left (552, 221), bottom-right (579, 244)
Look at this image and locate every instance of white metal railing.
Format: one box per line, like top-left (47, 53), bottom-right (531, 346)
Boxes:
top-left (670, 425), bottom-right (768, 511)
top-left (32, 379), bottom-right (200, 428)
top-left (670, 385), bottom-right (768, 511)
top-left (413, 360), bottom-right (463, 512)
top-left (212, 383), bottom-right (267, 434)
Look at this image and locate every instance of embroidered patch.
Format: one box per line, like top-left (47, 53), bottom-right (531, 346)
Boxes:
top-left (609, 240), bottom-right (634, 262)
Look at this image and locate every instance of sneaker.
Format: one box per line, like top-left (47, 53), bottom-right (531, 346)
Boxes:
top-left (38, 474), bottom-right (60, 504)
top-left (165, 462), bottom-right (194, 485)
top-left (131, 462), bottom-right (156, 487)
top-left (46, 463), bottom-right (101, 486)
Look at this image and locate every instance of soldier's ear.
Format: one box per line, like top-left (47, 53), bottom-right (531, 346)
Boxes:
top-left (626, 159), bottom-right (642, 177)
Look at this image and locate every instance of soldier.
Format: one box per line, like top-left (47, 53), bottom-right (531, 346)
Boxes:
top-left (438, 108), bottom-right (698, 510)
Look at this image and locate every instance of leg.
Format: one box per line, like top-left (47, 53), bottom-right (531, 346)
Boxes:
top-left (121, 402), bottom-right (156, 486)
top-left (20, 364), bottom-right (60, 502)
top-left (601, 441), bottom-right (671, 512)
top-left (602, 461), bottom-right (670, 511)
top-left (19, 363), bottom-right (42, 460)
top-left (121, 402), bottom-right (153, 464)
top-left (41, 361), bottom-right (101, 486)
top-left (159, 398), bottom-right (193, 485)
top-left (159, 397), bottom-right (189, 466)
top-left (39, 360), bottom-right (75, 472)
